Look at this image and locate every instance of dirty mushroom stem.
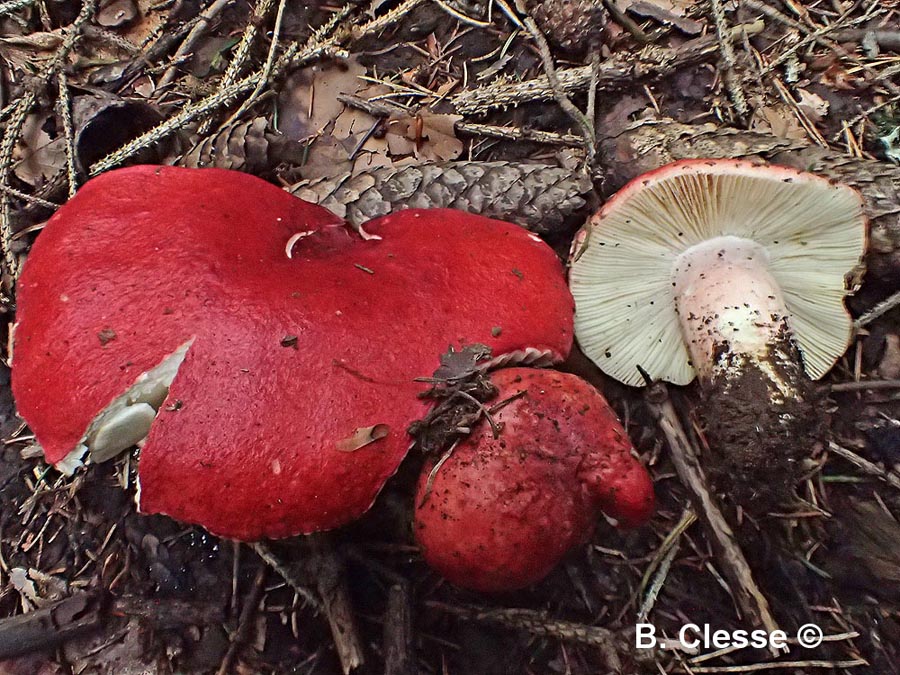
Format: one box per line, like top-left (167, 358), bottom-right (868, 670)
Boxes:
top-left (673, 235), bottom-right (797, 397)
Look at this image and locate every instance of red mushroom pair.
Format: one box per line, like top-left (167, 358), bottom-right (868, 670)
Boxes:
top-left (12, 166), bottom-right (576, 541)
top-left (12, 165), bottom-right (658, 594)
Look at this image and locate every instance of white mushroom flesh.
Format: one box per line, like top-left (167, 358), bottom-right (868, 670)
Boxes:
top-left (55, 341), bottom-right (192, 475)
top-left (569, 161), bottom-right (867, 387)
top-left (673, 235), bottom-right (797, 397)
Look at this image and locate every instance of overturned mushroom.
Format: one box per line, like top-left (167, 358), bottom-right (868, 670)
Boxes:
top-left (414, 368), bottom-right (654, 592)
top-left (12, 166), bottom-right (574, 540)
top-left (568, 160), bottom-right (867, 505)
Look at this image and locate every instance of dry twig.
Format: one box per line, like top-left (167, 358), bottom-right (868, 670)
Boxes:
top-left (643, 381), bottom-right (782, 654)
top-left (451, 20), bottom-right (764, 114)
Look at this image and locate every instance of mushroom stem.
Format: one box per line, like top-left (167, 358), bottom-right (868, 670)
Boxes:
top-left (673, 235), bottom-right (798, 398)
top-left (672, 235), bottom-right (821, 508)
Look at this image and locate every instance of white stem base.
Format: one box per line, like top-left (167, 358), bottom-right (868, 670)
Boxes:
top-left (673, 235), bottom-right (798, 397)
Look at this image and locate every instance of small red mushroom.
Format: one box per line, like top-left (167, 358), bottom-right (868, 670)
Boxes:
top-left (414, 367), bottom-right (654, 592)
top-left (12, 166), bottom-right (574, 541)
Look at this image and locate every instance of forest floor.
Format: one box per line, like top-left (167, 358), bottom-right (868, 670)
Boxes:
top-left (0, 0), bottom-right (898, 673)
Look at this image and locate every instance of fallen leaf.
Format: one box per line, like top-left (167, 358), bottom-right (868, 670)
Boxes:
top-left (277, 57), bottom-right (366, 141)
top-left (628, 0), bottom-right (703, 34)
top-left (796, 88), bottom-right (829, 122)
top-left (300, 135), bottom-right (354, 180)
top-left (753, 104), bottom-right (807, 141)
top-left (432, 344), bottom-right (492, 381)
top-left (395, 112), bottom-right (463, 162)
top-left (336, 424), bottom-right (390, 452)
top-left (13, 114), bottom-right (67, 187)
top-left (119, 0), bottom-right (169, 47)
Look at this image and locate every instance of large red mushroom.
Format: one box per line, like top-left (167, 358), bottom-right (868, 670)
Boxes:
top-left (12, 166), bottom-right (574, 541)
top-left (414, 368), bottom-right (654, 592)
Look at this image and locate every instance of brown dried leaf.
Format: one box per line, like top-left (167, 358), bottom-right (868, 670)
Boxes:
top-left (278, 58), bottom-right (366, 141)
top-left (13, 114), bottom-right (67, 187)
top-left (753, 104), bottom-right (807, 141)
top-left (118, 0), bottom-right (168, 46)
top-left (336, 424), bottom-right (390, 452)
top-left (300, 135), bottom-right (354, 180)
top-left (433, 344), bottom-right (492, 381)
top-left (628, 0), bottom-right (702, 34)
top-left (395, 113), bottom-right (463, 162)
top-left (0, 31), bottom-right (64, 51)
top-left (795, 88), bottom-right (829, 122)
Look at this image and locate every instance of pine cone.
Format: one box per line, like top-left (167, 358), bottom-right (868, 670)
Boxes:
top-left (528, 0), bottom-right (607, 54)
top-left (179, 118), bottom-right (270, 173)
top-left (292, 162), bottom-right (593, 236)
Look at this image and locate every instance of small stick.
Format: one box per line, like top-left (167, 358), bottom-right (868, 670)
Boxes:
top-left (827, 441), bottom-right (900, 491)
top-left (217, 564), bottom-right (267, 675)
top-left (159, 0), bottom-right (234, 88)
top-left (451, 20), bottom-right (764, 114)
top-left (742, 0), bottom-right (900, 97)
top-left (855, 289), bottom-right (900, 328)
top-left (828, 379), bottom-right (900, 392)
top-left (198, 0), bottom-right (276, 134)
top-left (0, 0), bottom-right (35, 17)
top-left (222, 0), bottom-right (289, 125)
top-left (831, 29), bottom-right (900, 51)
top-left (310, 534), bottom-right (365, 674)
top-left (602, 0), bottom-right (652, 44)
top-left (425, 601), bottom-right (625, 666)
top-left (512, 0), bottom-right (596, 164)
top-left (0, 592), bottom-right (105, 659)
top-left (252, 542), bottom-right (322, 610)
top-left (55, 70), bottom-right (77, 199)
top-left (643, 379), bottom-right (782, 655)
top-left (709, 0), bottom-right (749, 118)
top-left (383, 583), bottom-right (415, 675)
top-left (686, 659), bottom-right (868, 672)
top-left (456, 121), bottom-right (585, 146)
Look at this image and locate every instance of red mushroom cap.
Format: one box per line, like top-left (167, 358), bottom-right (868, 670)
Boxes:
top-left (414, 367), bottom-right (654, 592)
top-left (12, 166), bottom-right (574, 540)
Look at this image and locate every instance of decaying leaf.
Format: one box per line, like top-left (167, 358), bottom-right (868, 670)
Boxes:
top-left (628, 0), bottom-right (702, 34)
top-left (336, 424), bottom-right (390, 452)
top-left (753, 103), bottom-right (807, 141)
top-left (396, 113), bottom-right (463, 162)
top-left (0, 32), bottom-right (63, 72)
top-left (432, 344), bottom-right (492, 382)
top-left (795, 88), bottom-right (829, 122)
top-left (118, 0), bottom-right (169, 48)
top-left (13, 114), bottom-right (66, 187)
top-left (277, 58), bottom-right (366, 141)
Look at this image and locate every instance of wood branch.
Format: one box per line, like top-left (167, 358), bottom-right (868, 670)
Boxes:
top-left (383, 584), bottom-right (414, 675)
top-left (644, 383), bottom-right (783, 655)
top-left (599, 119), bottom-right (900, 283)
top-left (0, 592), bottom-right (105, 659)
top-left (451, 20), bottom-right (764, 115)
top-left (309, 534), bottom-right (364, 674)
top-left (425, 601), bottom-right (628, 670)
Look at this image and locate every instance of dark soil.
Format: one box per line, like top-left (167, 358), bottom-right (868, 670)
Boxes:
top-left (700, 323), bottom-right (825, 511)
